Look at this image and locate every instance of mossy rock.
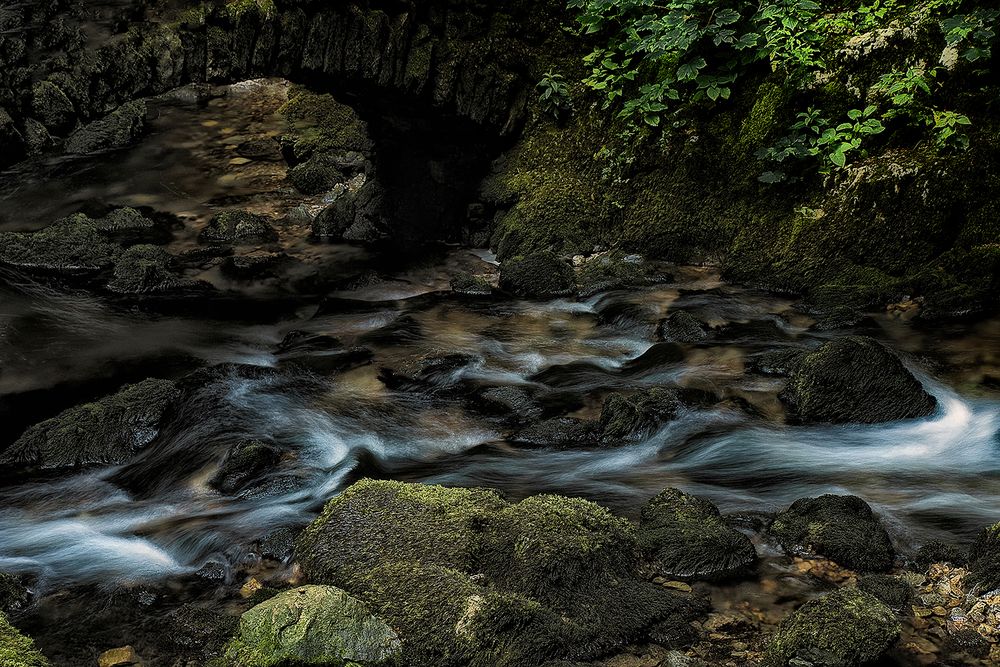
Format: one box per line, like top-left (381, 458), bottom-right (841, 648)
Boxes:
top-left (224, 585), bottom-right (402, 667)
top-left (287, 153), bottom-right (345, 195)
top-left (857, 574), bottom-right (911, 609)
top-left (769, 495), bottom-right (895, 572)
top-left (915, 540), bottom-right (968, 570)
top-left (1, 378), bottom-right (179, 468)
top-left (30, 80), bottom-right (75, 133)
top-left (450, 274), bottom-right (493, 296)
top-left (638, 488), bottom-right (757, 581)
top-left (498, 252), bottom-right (575, 298)
top-left (967, 522), bottom-right (1000, 592)
top-left (64, 99), bottom-right (147, 154)
top-left (0, 215), bottom-right (117, 275)
top-left (279, 89), bottom-right (372, 161)
top-left (656, 311), bottom-right (711, 344)
top-left (599, 388), bottom-right (680, 443)
top-left (575, 251), bottom-right (670, 296)
top-left (512, 417), bottom-right (600, 448)
top-left (763, 588), bottom-right (900, 667)
top-left (107, 245), bottom-right (193, 294)
top-left (0, 613), bottom-right (48, 667)
top-left (210, 439), bottom-right (281, 494)
top-left (779, 336), bottom-right (936, 424)
top-left (199, 211), bottom-right (277, 245)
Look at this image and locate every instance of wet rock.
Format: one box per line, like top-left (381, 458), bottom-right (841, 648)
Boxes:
top-left (210, 439), bottom-right (281, 495)
top-left (224, 585), bottom-right (402, 667)
top-left (450, 273), bottom-right (493, 296)
top-left (287, 152), bottom-right (345, 195)
top-left (763, 588), bottom-right (900, 667)
top-left (0, 612), bottom-right (48, 667)
top-left (600, 388), bottom-right (680, 443)
top-left (656, 311), bottom-right (710, 343)
top-left (967, 522), bottom-right (1000, 592)
top-left (296, 479), bottom-right (704, 666)
top-left (499, 252), bottom-right (575, 298)
top-left (745, 348), bottom-right (807, 377)
top-left (942, 627), bottom-right (991, 659)
top-left (769, 495), bottom-right (895, 572)
top-left (779, 336), bottom-right (936, 424)
top-left (311, 195), bottom-right (354, 240)
top-left (512, 417), bottom-right (600, 448)
top-left (359, 314), bottom-right (424, 346)
top-left (472, 386), bottom-right (544, 423)
top-left (93, 207), bottom-right (156, 237)
top-left (107, 245), bottom-right (196, 294)
top-left (378, 352), bottom-right (479, 392)
top-left (858, 574), bottom-right (911, 608)
top-left (222, 251), bottom-right (287, 279)
top-left (638, 488), bottom-right (757, 581)
top-left (258, 527), bottom-right (298, 561)
top-left (30, 80), bottom-right (75, 133)
top-left (235, 138), bottom-right (282, 161)
top-left (165, 603), bottom-right (237, 657)
top-left (1, 378), bottom-right (179, 468)
top-left (97, 645), bottom-right (142, 667)
top-left (0, 215), bottom-right (117, 275)
top-left (621, 342), bottom-right (687, 376)
top-left (198, 210), bottom-right (277, 245)
top-left (575, 251), bottom-right (671, 296)
top-left (596, 301), bottom-right (657, 332)
top-left (64, 100), bottom-right (147, 154)
top-left (22, 118), bottom-right (54, 156)
top-left (915, 540), bottom-right (968, 569)
top-left (0, 574), bottom-right (29, 615)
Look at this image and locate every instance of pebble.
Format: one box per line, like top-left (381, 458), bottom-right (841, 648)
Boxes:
top-left (98, 646), bottom-right (142, 667)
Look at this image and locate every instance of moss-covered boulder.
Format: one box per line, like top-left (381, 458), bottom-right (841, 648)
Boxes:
top-left (915, 540), bottom-right (968, 570)
top-left (64, 100), bottom-right (147, 154)
top-left (0, 613), bottom-right (48, 667)
top-left (638, 488), bottom-right (757, 581)
top-left (210, 439), bottom-right (281, 495)
top-left (498, 252), bottom-right (575, 298)
top-left (224, 585), bottom-right (402, 667)
top-left (30, 80), bottom-right (75, 133)
top-left (779, 336), bottom-right (936, 424)
top-left (657, 311), bottom-right (710, 344)
top-left (967, 522), bottom-right (1000, 592)
top-left (296, 480), bottom-right (705, 667)
top-left (107, 245), bottom-right (194, 294)
top-left (0, 216), bottom-right (117, 275)
top-left (199, 211), bottom-right (277, 245)
top-left (769, 495), bottom-right (895, 572)
top-left (763, 588), bottom-right (900, 667)
top-left (600, 388), bottom-right (680, 443)
top-left (1, 379), bottom-right (179, 468)
top-left (287, 153), bottom-right (345, 195)
top-left (311, 196), bottom-right (354, 240)
top-left (857, 574), bottom-right (911, 609)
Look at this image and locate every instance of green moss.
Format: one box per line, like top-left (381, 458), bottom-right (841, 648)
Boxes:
top-left (0, 216), bottom-right (117, 274)
top-left (226, 0), bottom-right (275, 21)
top-left (0, 613), bottom-right (48, 667)
top-left (967, 521), bottom-right (1000, 591)
top-left (763, 588), bottom-right (900, 667)
top-left (279, 89), bottom-right (371, 162)
top-left (498, 252), bottom-right (575, 298)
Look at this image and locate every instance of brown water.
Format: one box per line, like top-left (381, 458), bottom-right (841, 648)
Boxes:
top-left (0, 79), bottom-right (999, 665)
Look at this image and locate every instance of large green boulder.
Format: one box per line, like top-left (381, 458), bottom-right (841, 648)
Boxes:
top-left (763, 588), bottom-right (900, 667)
top-left (498, 252), bottom-right (575, 298)
top-left (296, 480), bottom-right (705, 667)
top-left (638, 488), bottom-right (756, 581)
top-left (1, 379), bottom-right (179, 468)
top-left (779, 336), bottom-right (936, 424)
top-left (0, 216), bottom-right (117, 275)
top-left (769, 495), bottom-right (895, 572)
top-left (224, 585), bottom-right (402, 667)
top-left (0, 613), bottom-right (48, 667)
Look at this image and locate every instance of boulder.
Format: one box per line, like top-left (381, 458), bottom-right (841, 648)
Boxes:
top-left (0, 613), bottom-right (48, 667)
top-left (915, 540), bottom-right (967, 569)
top-left (1, 379), bottom-right (179, 468)
top-left (287, 153), bottom-right (344, 194)
top-left (199, 211), bottom-right (277, 245)
top-left (857, 574), bottom-right (911, 608)
top-left (0, 216), bottom-right (117, 275)
top-left (763, 588), bottom-right (900, 667)
top-left (498, 252), bottom-right (575, 298)
top-left (779, 336), bottom-right (936, 424)
top-left (224, 585), bottom-right (402, 667)
top-left (311, 196), bottom-right (354, 240)
top-left (656, 311), bottom-right (710, 343)
top-left (967, 522), bottom-right (1000, 592)
top-left (107, 245), bottom-right (195, 294)
top-left (638, 488), bottom-right (757, 581)
top-left (30, 80), bottom-right (75, 133)
top-left (769, 495), bottom-right (895, 572)
top-left (450, 274), bottom-right (493, 296)
top-left (295, 479), bottom-right (705, 667)
top-left (210, 440), bottom-right (281, 495)
top-left (599, 388), bottom-right (680, 442)
top-left (512, 417), bottom-right (600, 448)
top-left (64, 100), bottom-right (147, 154)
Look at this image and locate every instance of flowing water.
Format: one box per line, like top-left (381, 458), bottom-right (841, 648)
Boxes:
top-left (1, 79), bottom-right (999, 664)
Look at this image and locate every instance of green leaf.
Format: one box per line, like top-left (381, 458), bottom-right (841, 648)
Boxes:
top-left (830, 150), bottom-right (847, 168)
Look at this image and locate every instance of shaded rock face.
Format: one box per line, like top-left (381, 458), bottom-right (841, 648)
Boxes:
top-left (638, 488), bottom-right (757, 581)
top-left (224, 585), bottom-right (402, 667)
top-left (780, 336), bottom-right (936, 424)
top-left (0, 379), bottom-right (179, 468)
top-left (769, 495), bottom-right (895, 573)
top-left (763, 588), bottom-right (900, 667)
top-left (295, 479), bottom-right (706, 667)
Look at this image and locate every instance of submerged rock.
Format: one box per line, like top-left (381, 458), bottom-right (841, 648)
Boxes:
top-left (1, 379), bottom-right (179, 468)
top-left (763, 588), bottom-right (900, 667)
top-left (769, 495), bottom-right (895, 572)
top-left (512, 417), bottom-right (600, 448)
top-left (224, 585), bottom-right (402, 667)
top-left (498, 252), bottom-right (575, 298)
top-left (638, 488), bottom-right (757, 581)
top-left (295, 479), bottom-right (705, 667)
top-left (779, 336), bottom-right (936, 424)
top-left (64, 100), bottom-right (147, 154)
top-left (199, 211), bottom-right (277, 245)
top-left (472, 386), bottom-right (544, 423)
top-left (0, 613), bottom-right (48, 667)
top-left (210, 440), bottom-right (281, 495)
top-left (745, 348), bottom-right (807, 377)
top-left (600, 387), bottom-right (680, 443)
top-left (657, 311), bottom-right (710, 343)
